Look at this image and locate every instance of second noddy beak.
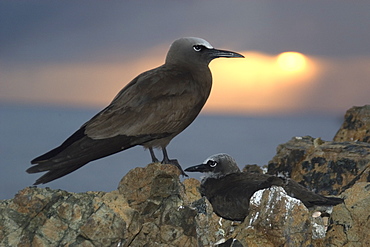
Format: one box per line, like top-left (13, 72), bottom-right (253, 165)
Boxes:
top-left (209, 49), bottom-right (245, 59)
top-left (184, 163), bottom-right (211, 173)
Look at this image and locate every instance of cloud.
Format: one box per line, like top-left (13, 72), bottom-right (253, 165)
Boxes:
top-left (1, 1), bottom-right (370, 115)
top-left (0, 45), bottom-right (167, 108)
top-left (207, 53), bottom-right (370, 115)
top-left (300, 56), bottom-right (370, 113)
top-left (2, 46), bottom-right (370, 115)
top-left (1, 1), bottom-right (370, 66)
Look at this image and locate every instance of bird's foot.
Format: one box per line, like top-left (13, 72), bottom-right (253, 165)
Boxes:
top-left (161, 158), bottom-right (188, 177)
top-left (152, 157), bottom-right (160, 163)
top-left (149, 147), bottom-right (160, 163)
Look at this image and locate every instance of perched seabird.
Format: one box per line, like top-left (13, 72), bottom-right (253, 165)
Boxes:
top-left (185, 153), bottom-right (343, 221)
top-left (27, 38), bottom-right (244, 185)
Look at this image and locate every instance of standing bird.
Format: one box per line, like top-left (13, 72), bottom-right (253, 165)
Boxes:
top-left (27, 38), bottom-right (244, 185)
top-left (185, 153), bottom-right (343, 221)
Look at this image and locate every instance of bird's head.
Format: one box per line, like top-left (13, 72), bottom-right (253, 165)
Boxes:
top-left (165, 37), bottom-right (244, 67)
top-left (185, 153), bottom-right (241, 178)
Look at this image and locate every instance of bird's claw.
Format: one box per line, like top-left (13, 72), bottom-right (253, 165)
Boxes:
top-left (161, 158), bottom-right (188, 177)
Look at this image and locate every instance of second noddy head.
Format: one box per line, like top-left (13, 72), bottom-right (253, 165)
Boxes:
top-left (166, 37), bottom-right (244, 67)
top-left (185, 153), bottom-right (241, 178)
top-left (185, 154), bottom-right (344, 221)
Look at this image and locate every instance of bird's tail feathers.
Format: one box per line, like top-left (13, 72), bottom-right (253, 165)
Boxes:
top-left (31, 127), bottom-right (86, 164)
top-left (27, 157), bottom-right (89, 174)
top-left (32, 163), bottom-right (86, 185)
top-left (309, 196), bottom-right (344, 206)
top-left (27, 135), bottom-right (139, 183)
top-left (28, 132), bottom-right (171, 184)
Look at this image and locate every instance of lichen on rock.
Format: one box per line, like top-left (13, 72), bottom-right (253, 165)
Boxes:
top-left (1, 105), bottom-right (370, 246)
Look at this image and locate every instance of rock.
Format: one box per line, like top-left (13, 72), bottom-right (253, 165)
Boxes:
top-left (0, 161), bottom-right (364, 247)
top-left (216, 238), bottom-right (244, 247)
top-left (242, 164), bottom-right (264, 174)
top-left (334, 105), bottom-right (370, 142)
top-left (1, 163), bottom-right (329, 247)
top-left (118, 163), bottom-right (182, 210)
top-left (2, 106), bottom-right (370, 246)
top-left (267, 136), bottom-right (370, 195)
top-left (324, 182), bottom-right (370, 246)
top-left (0, 187), bottom-right (128, 246)
top-left (182, 178), bottom-right (202, 203)
top-left (117, 163), bottom-right (198, 246)
top-left (0, 163), bottom-right (199, 247)
top-left (233, 186), bottom-right (319, 247)
top-left (189, 185), bottom-right (333, 247)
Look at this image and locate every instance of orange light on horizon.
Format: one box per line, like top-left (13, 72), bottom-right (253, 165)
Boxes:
top-left (1, 48), bottom-right (324, 115)
top-left (207, 51), bottom-right (320, 114)
top-left (277, 51), bottom-right (307, 72)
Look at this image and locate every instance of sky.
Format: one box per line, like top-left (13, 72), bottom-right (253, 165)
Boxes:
top-left (1, 1), bottom-right (370, 115)
top-left (1, 1), bottom-right (370, 199)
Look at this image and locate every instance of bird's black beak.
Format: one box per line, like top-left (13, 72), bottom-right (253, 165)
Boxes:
top-left (209, 48), bottom-right (244, 59)
top-left (184, 163), bottom-right (210, 173)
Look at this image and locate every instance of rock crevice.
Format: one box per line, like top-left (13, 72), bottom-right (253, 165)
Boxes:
top-left (1, 105), bottom-right (370, 246)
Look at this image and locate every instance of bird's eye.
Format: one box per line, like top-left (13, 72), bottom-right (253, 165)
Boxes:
top-left (193, 45), bottom-right (204, 52)
top-left (207, 160), bottom-right (218, 168)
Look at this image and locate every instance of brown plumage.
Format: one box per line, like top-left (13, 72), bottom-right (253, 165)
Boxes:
top-left (185, 153), bottom-right (344, 221)
top-left (27, 37), bottom-right (244, 185)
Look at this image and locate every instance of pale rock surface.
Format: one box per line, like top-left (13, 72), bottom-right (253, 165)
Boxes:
top-left (2, 105), bottom-right (370, 246)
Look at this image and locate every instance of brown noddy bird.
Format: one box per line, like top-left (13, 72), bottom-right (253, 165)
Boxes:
top-left (27, 38), bottom-right (244, 185)
top-left (185, 153), bottom-right (343, 221)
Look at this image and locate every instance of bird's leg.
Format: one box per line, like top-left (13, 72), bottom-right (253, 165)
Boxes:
top-left (149, 147), bottom-right (160, 163)
top-left (161, 147), bottom-right (188, 177)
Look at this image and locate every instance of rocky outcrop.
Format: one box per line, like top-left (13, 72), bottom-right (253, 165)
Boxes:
top-left (334, 105), bottom-right (370, 143)
top-left (1, 105), bottom-right (370, 246)
top-left (1, 172), bottom-right (358, 247)
top-left (266, 105), bottom-right (370, 246)
top-left (0, 187), bottom-right (127, 246)
top-left (117, 163), bottom-right (198, 246)
top-left (267, 136), bottom-right (370, 196)
top-left (324, 182), bottom-right (370, 246)
top-left (0, 164), bottom-right (199, 247)
top-left (0, 163), bottom-right (336, 247)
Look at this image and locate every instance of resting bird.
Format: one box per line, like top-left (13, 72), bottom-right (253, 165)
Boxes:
top-left (185, 153), bottom-right (343, 221)
top-left (27, 38), bottom-right (244, 185)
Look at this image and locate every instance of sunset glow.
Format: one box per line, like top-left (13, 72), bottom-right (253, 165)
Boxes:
top-left (277, 52), bottom-right (307, 72)
top-left (1, 49), bottom-right (322, 114)
top-left (207, 51), bottom-right (319, 114)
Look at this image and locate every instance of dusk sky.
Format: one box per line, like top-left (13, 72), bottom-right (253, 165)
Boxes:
top-left (1, 1), bottom-right (370, 115)
top-left (1, 1), bottom-right (370, 199)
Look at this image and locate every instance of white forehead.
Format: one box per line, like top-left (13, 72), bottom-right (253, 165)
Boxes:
top-left (184, 37), bottom-right (213, 49)
top-left (203, 153), bottom-right (228, 164)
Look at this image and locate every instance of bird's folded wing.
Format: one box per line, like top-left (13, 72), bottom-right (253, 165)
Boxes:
top-left (84, 66), bottom-right (207, 139)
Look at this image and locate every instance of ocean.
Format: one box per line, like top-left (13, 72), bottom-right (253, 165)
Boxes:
top-left (0, 104), bottom-right (343, 200)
